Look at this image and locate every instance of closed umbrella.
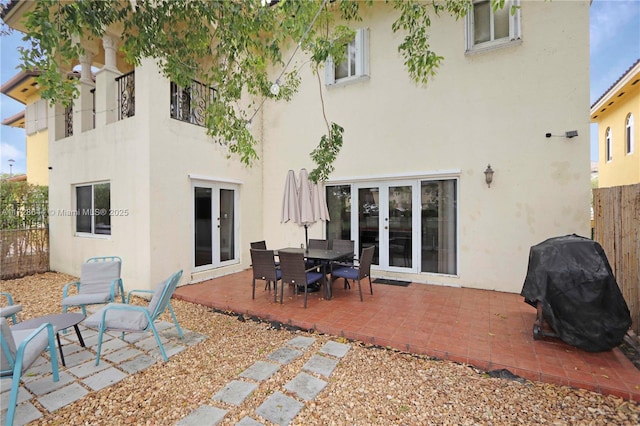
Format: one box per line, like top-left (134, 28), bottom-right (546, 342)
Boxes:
top-left (281, 170), bottom-right (300, 223)
top-left (311, 180), bottom-right (330, 222)
top-left (298, 168), bottom-right (330, 247)
top-left (298, 168), bottom-right (315, 225)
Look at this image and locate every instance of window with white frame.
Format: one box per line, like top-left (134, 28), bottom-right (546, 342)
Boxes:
top-left (76, 182), bottom-right (111, 235)
top-left (466, 0), bottom-right (521, 53)
top-left (325, 28), bottom-right (369, 86)
top-left (605, 127), bottom-right (613, 162)
top-left (626, 113), bottom-right (634, 155)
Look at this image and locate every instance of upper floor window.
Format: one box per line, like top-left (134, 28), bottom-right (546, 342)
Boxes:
top-left (605, 127), bottom-right (612, 162)
top-left (626, 113), bottom-right (634, 155)
top-left (170, 80), bottom-right (217, 127)
top-left (466, 0), bottom-right (521, 53)
top-left (325, 28), bottom-right (369, 86)
top-left (76, 182), bottom-right (111, 236)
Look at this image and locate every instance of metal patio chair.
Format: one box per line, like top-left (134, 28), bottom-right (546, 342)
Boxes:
top-left (84, 270), bottom-right (184, 364)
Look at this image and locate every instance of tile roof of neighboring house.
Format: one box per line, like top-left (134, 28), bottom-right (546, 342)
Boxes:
top-left (1, 110), bottom-right (25, 127)
top-left (0, 0), bottom-right (20, 18)
top-left (590, 58), bottom-right (640, 109)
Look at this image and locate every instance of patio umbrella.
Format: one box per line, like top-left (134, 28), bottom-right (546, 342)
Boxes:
top-left (298, 168), bottom-right (330, 247)
top-left (281, 170), bottom-right (301, 224)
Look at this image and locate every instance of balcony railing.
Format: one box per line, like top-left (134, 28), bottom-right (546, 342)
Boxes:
top-left (170, 80), bottom-right (216, 127)
top-left (116, 71), bottom-right (135, 120)
top-left (64, 103), bottom-right (73, 137)
top-left (91, 88), bottom-right (96, 129)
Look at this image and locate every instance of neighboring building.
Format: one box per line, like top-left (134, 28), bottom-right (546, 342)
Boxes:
top-left (1, 70), bottom-right (49, 186)
top-left (1, 1), bottom-right (591, 294)
top-left (590, 59), bottom-right (640, 188)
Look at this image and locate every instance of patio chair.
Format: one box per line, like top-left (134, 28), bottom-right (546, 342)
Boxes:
top-left (308, 239), bottom-right (328, 249)
top-left (329, 240), bottom-right (356, 288)
top-left (250, 249), bottom-right (282, 302)
top-left (306, 238), bottom-right (329, 269)
top-left (278, 251), bottom-right (324, 308)
top-left (61, 256), bottom-right (124, 316)
top-left (0, 292), bottom-right (22, 325)
top-left (330, 245), bottom-right (375, 301)
top-left (83, 270), bottom-right (184, 364)
top-left (1, 317), bottom-right (59, 426)
top-left (250, 240), bottom-right (267, 250)
top-left (250, 240), bottom-right (279, 277)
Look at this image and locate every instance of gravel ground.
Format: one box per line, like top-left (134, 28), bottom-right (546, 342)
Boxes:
top-left (2, 272), bottom-right (639, 425)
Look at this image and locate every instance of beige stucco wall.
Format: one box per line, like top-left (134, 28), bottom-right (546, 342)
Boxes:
top-left (47, 1), bottom-right (590, 295)
top-left (261, 1), bottom-right (591, 293)
top-left (48, 58), bottom-right (264, 291)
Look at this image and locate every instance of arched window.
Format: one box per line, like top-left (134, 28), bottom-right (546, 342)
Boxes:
top-left (605, 127), bottom-right (612, 162)
top-left (626, 113), bottom-right (634, 155)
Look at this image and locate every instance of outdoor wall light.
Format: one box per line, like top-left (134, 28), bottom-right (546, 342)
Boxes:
top-left (545, 130), bottom-right (578, 139)
top-left (270, 79), bottom-right (281, 96)
top-left (484, 164), bottom-right (494, 188)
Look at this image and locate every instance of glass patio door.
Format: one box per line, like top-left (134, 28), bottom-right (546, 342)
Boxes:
top-left (355, 182), bottom-right (417, 272)
top-left (193, 182), bottom-right (237, 270)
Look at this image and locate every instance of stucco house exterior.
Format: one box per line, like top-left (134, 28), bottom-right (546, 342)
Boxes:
top-left (2, 1), bottom-right (591, 294)
top-left (590, 59), bottom-right (640, 188)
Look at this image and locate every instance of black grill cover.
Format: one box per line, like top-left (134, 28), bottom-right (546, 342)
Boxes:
top-left (521, 234), bottom-right (631, 352)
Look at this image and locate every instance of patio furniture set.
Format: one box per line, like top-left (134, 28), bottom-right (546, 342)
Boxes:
top-left (250, 239), bottom-right (375, 308)
top-left (1, 257), bottom-right (184, 426)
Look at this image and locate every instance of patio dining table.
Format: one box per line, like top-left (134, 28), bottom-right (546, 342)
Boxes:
top-left (275, 247), bottom-right (354, 300)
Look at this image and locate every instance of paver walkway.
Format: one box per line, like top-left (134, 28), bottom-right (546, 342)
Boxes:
top-left (177, 336), bottom-right (351, 426)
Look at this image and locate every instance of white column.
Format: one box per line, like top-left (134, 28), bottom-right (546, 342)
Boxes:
top-left (102, 35), bottom-right (119, 72)
top-left (95, 35), bottom-right (121, 126)
top-left (75, 53), bottom-right (96, 132)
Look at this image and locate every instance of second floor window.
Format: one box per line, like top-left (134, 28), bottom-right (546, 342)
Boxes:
top-left (626, 113), bottom-right (634, 155)
top-left (466, 0), bottom-right (521, 53)
top-left (605, 127), bottom-right (613, 162)
top-left (325, 28), bottom-right (369, 86)
top-left (170, 80), bottom-right (216, 127)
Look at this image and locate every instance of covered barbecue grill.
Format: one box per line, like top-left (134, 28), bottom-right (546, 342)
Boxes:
top-left (521, 234), bottom-right (631, 352)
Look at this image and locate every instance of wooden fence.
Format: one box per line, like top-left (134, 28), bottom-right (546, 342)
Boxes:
top-left (593, 183), bottom-right (640, 335)
top-left (0, 201), bottom-right (49, 280)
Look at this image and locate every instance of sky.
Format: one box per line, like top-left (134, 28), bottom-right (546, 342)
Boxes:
top-left (1, 0), bottom-right (640, 176)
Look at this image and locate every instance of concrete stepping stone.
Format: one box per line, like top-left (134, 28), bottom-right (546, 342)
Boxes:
top-left (303, 354), bottom-right (339, 377)
top-left (37, 383), bottom-right (88, 412)
top-left (212, 380), bottom-right (257, 406)
top-left (286, 336), bottom-right (315, 349)
top-left (284, 372), bottom-right (327, 401)
top-left (266, 347), bottom-right (302, 364)
top-left (176, 405), bottom-right (227, 426)
top-left (119, 354), bottom-right (158, 374)
top-left (239, 361), bottom-right (280, 382)
top-left (255, 391), bottom-right (304, 426)
top-left (0, 400), bottom-right (42, 426)
top-left (236, 416), bottom-right (264, 425)
top-left (82, 367), bottom-right (128, 391)
top-left (68, 358), bottom-right (111, 378)
top-left (319, 341), bottom-right (350, 358)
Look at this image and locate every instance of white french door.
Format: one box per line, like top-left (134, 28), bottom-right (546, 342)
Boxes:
top-left (354, 181), bottom-right (418, 272)
top-left (193, 182), bottom-right (238, 271)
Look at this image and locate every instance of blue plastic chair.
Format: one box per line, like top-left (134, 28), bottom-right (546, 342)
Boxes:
top-left (84, 270), bottom-right (184, 364)
top-left (62, 256), bottom-right (125, 316)
top-left (1, 317), bottom-right (59, 426)
top-left (0, 292), bottom-right (22, 325)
